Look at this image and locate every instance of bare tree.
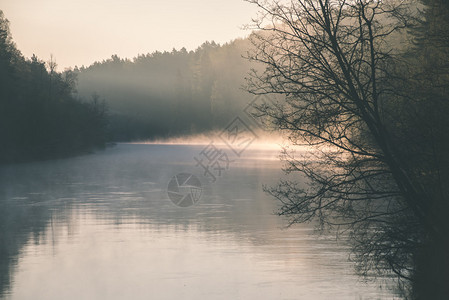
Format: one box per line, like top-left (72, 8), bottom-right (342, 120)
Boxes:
top-left (244, 0), bottom-right (448, 297)
top-left (47, 54), bottom-right (57, 100)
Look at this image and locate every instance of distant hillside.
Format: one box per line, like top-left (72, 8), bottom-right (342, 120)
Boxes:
top-left (76, 39), bottom-right (259, 141)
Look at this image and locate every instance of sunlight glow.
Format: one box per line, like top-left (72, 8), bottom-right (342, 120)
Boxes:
top-left (2, 0), bottom-right (258, 69)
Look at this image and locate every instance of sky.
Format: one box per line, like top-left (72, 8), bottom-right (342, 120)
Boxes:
top-left (2, 0), bottom-right (259, 70)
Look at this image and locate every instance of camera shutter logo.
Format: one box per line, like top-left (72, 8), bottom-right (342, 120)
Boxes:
top-left (167, 173), bottom-right (202, 207)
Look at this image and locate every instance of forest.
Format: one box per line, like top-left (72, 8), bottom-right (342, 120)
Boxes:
top-left (74, 39), bottom-right (257, 141)
top-left (0, 11), bottom-right (107, 164)
top-left (1, 6), bottom-right (258, 159)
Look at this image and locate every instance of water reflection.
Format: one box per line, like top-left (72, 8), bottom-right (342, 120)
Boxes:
top-left (0, 144), bottom-right (398, 299)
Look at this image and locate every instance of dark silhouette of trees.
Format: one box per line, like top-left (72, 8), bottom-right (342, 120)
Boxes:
top-left (0, 11), bottom-right (108, 164)
top-left (245, 0), bottom-right (449, 297)
top-left (393, 0), bottom-right (449, 297)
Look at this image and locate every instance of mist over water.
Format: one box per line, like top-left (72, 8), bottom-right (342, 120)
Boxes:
top-left (0, 143), bottom-right (398, 299)
top-left (133, 131), bottom-right (286, 148)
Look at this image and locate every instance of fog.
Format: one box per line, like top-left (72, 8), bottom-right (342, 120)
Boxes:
top-left (75, 39), bottom-right (265, 141)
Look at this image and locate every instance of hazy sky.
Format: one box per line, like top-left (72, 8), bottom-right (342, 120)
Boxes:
top-left (2, 0), bottom-right (258, 70)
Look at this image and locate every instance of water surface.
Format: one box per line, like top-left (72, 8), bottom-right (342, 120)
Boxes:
top-left (0, 144), bottom-right (397, 299)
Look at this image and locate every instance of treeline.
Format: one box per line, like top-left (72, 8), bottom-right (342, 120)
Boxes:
top-left (0, 11), bottom-right (108, 164)
top-left (75, 39), bottom-right (257, 141)
top-left (0, 7), bottom-right (259, 162)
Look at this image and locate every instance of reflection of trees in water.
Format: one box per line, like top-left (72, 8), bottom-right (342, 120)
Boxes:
top-left (0, 145), bottom-right (283, 296)
top-left (0, 145), bottom-right (395, 297)
top-left (0, 160), bottom-right (84, 297)
top-left (0, 193), bottom-right (55, 296)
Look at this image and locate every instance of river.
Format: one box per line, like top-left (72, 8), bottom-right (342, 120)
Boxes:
top-left (0, 143), bottom-right (398, 299)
